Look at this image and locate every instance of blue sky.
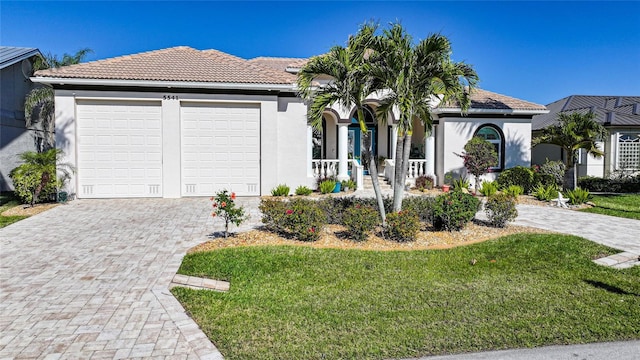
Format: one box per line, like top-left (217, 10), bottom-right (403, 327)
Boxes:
top-left (1, 1), bottom-right (639, 105)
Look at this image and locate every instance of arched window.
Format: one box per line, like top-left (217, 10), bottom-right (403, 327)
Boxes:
top-left (474, 124), bottom-right (504, 171)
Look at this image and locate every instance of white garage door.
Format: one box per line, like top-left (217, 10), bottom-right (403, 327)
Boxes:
top-left (181, 103), bottom-right (260, 196)
top-left (76, 100), bottom-right (162, 198)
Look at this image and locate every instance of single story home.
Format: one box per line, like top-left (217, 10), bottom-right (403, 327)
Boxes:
top-left (532, 95), bottom-right (640, 178)
top-left (31, 46), bottom-right (547, 198)
top-left (1, 46), bottom-right (45, 191)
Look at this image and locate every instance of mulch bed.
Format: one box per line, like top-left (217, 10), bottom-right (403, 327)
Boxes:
top-left (1, 203), bottom-right (59, 217)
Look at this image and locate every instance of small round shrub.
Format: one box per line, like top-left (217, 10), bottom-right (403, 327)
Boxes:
top-left (271, 184), bottom-right (290, 196)
top-left (401, 196), bottom-right (436, 223)
top-left (343, 205), bottom-right (380, 241)
top-left (385, 211), bottom-right (420, 242)
top-left (535, 160), bottom-right (566, 187)
top-left (432, 191), bottom-right (480, 231)
top-left (484, 193), bottom-right (518, 228)
top-left (497, 166), bottom-right (536, 193)
top-left (284, 199), bottom-right (325, 241)
top-left (295, 185), bottom-right (313, 196)
top-left (259, 198), bottom-right (288, 232)
top-left (415, 175), bottom-right (434, 190)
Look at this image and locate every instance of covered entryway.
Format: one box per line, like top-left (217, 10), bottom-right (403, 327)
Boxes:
top-left (180, 102), bottom-right (260, 196)
top-left (76, 100), bottom-right (163, 198)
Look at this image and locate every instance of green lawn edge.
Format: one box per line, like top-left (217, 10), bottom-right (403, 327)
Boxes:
top-left (172, 233), bottom-right (640, 360)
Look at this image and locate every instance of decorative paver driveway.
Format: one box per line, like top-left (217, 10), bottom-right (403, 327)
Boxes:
top-left (0, 198), bottom-right (261, 359)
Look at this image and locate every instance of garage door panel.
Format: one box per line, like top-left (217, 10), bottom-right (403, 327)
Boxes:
top-left (77, 100), bottom-right (162, 198)
top-left (181, 103), bottom-right (260, 196)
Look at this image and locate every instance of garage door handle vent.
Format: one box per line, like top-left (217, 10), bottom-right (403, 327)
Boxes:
top-left (149, 185), bottom-right (160, 194)
top-left (82, 185), bottom-right (93, 195)
top-left (248, 183), bottom-right (257, 193)
top-left (185, 184), bottom-right (196, 193)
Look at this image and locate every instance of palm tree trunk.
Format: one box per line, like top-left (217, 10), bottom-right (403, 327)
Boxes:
top-left (362, 131), bottom-right (386, 225)
top-left (392, 134), bottom-right (405, 211)
top-left (393, 134), bottom-right (412, 212)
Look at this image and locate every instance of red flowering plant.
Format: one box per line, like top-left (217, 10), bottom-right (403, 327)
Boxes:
top-left (211, 190), bottom-right (246, 238)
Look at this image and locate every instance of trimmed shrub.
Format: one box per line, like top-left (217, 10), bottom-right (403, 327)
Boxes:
top-left (343, 205), bottom-right (380, 241)
top-left (478, 181), bottom-right (498, 197)
top-left (484, 193), bottom-right (518, 228)
top-left (503, 185), bottom-right (524, 198)
top-left (432, 191), bottom-right (480, 231)
top-left (578, 175), bottom-right (640, 193)
top-left (385, 211), bottom-right (420, 242)
top-left (318, 196), bottom-right (392, 225)
top-left (259, 198), bottom-right (288, 233)
top-left (401, 196), bottom-right (436, 223)
top-left (319, 180), bottom-right (337, 194)
top-left (271, 184), bottom-right (290, 196)
top-left (260, 198), bottom-right (325, 241)
top-left (415, 175), bottom-right (434, 191)
top-left (295, 185), bottom-right (313, 196)
top-left (535, 160), bottom-right (566, 187)
top-left (532, 184), bottom-right (558, 201)
top-left (566, 187), bottom-right (591, 205)
top-left (497, 166), bottom-right (536, 193)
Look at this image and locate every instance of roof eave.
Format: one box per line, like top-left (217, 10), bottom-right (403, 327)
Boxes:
top-left (1, 48), bottom-right (42, 70)
top-left (433, 108), bottom-right (549, 116)
top-left (31, 76), bottom-right (296, 92)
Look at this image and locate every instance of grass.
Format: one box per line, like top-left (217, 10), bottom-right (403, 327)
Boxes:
top-left (172, 234), bottom-right (640, 360)
top-left (0, 193), bottom-right (27, 228)
top-left (580, 194), bottom-right (640, 220)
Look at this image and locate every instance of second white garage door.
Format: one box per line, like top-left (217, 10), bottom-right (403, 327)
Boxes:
top-left (180, 103), bottom-right (260, 196)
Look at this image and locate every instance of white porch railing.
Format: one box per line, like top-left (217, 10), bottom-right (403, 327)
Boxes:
top-left (312, 159), bottom-right (364, 190)
top-left (312, 159), bottom-right (339, 178)
top-left (407, 160), bottom-right (428, 178)
top-left (351, 159), bottom-right (364, 190)
top-left (384, 159), bottom-right (429, 188)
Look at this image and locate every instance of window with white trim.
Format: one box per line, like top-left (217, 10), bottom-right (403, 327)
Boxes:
top-left (617, 132), bottom-right (640, 170)
top-left (475, 125), bottom-right (503, 170)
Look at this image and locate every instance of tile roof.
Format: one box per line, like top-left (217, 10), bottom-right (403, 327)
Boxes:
top-left (34, 46), bottom-right (295, 85)
top-left (0, 46), bottom-right (41, 69)
top-left (438, 88), bottom-right (547, 112)
top-left (248, 57), bottom-right (308, 73)
top-left (532, 95), bottom-right (640, 130)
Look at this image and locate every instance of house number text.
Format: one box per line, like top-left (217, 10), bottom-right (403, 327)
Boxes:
top-left (163, 95), bottom-right (179, 100)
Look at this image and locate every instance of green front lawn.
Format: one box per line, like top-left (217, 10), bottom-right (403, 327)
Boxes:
top-left (172, 234), bottom-right (640, 360)
top-left (580, 194), bottom-right (640, 220)
top-left (0, 193), bottom-right (27, 228)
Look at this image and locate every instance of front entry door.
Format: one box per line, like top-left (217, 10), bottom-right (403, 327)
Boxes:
top-left (348, 126), bottom-right (376, 174)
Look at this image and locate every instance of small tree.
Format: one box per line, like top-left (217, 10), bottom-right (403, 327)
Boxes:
top-left (211, 190), bottom-right (246, 238)
top-left (457, 136), bottom-right (497, 193)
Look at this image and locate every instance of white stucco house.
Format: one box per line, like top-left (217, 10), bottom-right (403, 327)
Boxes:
top-left (31, 46), bottom-right (547, 199)
top-left (532, 95), bottom-right (640, 178)
top-left (1, 46), bottom-right (45, 191)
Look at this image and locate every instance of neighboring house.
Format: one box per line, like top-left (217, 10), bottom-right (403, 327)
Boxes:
top-left (532, 95), bottom-right (640, 178)
top-left (31, 46), bottom-right (547, 199)
top-left (0, 46), bottom-right (45, 191)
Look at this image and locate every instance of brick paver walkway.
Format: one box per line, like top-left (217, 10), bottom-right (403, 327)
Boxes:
top-left (0, 198), bottom-right (261, 359)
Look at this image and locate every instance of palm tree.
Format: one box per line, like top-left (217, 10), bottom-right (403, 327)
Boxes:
top-left (24, 48), bottom-right (92, 149)
top-left (9, 149), bottom-right (74, 206)
top-left (298, 23), bottom-right (388, 224)
top-left (372, 24), bottom-right (478, 211)
top-left (533, 111), bottom-right (607, 189)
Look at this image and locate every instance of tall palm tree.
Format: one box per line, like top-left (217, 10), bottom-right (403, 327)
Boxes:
top-left (533, 111), bottom-right (607, 189)
top-left (298, 23), bottom-right (388, 224)
top-left (372, 24), bottom-right (478, 211)
top-left (24, 48), bottom-right (92, 150)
